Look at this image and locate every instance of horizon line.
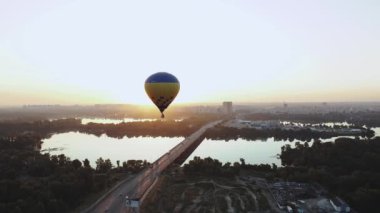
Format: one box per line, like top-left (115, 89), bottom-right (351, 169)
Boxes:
top-left (1, 100), bottom-right (380, 108)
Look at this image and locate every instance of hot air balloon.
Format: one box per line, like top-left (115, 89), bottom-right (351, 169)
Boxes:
top-left (145, 72), bottom-right (180, 118)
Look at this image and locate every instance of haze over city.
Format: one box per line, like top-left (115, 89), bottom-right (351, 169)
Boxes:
top-left (1, 0), bottom-right (380, 106)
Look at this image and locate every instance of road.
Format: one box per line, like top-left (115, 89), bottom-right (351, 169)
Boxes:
top-left (83, 120), bottom-right (222, 213)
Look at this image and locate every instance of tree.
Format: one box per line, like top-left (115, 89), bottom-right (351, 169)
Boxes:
top-left (95, 158), bottom-right (105, 172)
top-left (72, 159), bottom-right (82, 169)
top-left (104, 159), bottom-right (113, 172)
top-left (58, 154), bottom-right (69, 166)
top-left (95, 158), bottom-right (113, 173)
top-left (272, 163), bottom-right (278, 171)
top-left (122, 161), bottom-right (128, 170)
top-left (51, 155), bottom-right (59, 166)
top-left (240, 158), bottom-right (246, 167)
top-left (304, 141), bottom-right (310, 148)
top-left (83, 159), bottom-right (91, 168)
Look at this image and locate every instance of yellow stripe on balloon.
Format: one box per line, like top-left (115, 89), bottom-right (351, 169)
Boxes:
top-left (144, 83), bottom-right (180, 112)
top-left (144, 83), bottom-right (180, 99)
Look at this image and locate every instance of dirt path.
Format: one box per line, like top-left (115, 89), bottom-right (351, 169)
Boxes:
top-left (224, 195), bottom-right (235, 213)
top-left (235, 176), bottom-right (259, 211)
top-left (144, 176), bottom-right (275, 213)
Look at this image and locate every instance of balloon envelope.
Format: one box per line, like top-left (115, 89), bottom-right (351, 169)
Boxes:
top-left (144, 72), bottom-right (180, 118)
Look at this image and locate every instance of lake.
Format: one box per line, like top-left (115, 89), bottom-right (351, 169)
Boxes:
top-left (41, 127), bottom-right (380, 168)
top-left (185, 127), bottom-right (380, 166)
top-left (184, 138), bottom-right (308, 166)
top-left (41, 132), bottom-right (309, 167)
top-left (373, 127), bottom-right (380, 137)
top-left (41, 132), bottom-right (184, 167)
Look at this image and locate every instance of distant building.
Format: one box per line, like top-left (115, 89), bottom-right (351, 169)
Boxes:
top-left (222, 102), bottom-right (233, 114)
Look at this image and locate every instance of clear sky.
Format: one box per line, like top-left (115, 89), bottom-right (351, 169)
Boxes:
top-left (1, 0), bottom-right (379, 105)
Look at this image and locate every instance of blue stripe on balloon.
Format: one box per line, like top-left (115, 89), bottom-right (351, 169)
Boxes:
top-left (145, 72), bottom-right (179, 83)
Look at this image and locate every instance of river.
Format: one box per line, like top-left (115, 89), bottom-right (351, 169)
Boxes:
top-left (41, 124), bottom-right (380, 167)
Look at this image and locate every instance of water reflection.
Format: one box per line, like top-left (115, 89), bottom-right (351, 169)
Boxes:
top-left (281, 121), bottom-right (351, 127)
top-left (185, 138), bottom-right (309, 166)
top-left (186, 127), bottom-right (380, 166)
top-left (41, 132), bottom-right (184, 167)
top-left (372, 127), bottom-right (380, 137)
top-left (81, 118), bottom-right (183, 124)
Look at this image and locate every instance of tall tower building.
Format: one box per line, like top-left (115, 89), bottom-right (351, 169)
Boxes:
top-left (222, 102), bottom-right (233, 114)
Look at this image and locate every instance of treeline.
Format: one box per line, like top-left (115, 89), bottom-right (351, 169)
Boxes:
top-left (0, 119), bottom-right (82, 138)
top-left (204, 126), bottom-right (374, 142)
top-left (0, 115), bottom-right (220, 139)
top-left (279, 137), bottom-right (380, 212)
top-left (183, 156), bottom-right (274, 177)
top-left (78, 115), bottom-right (218, 138)
top-left (0, 135), bottom-right (149, 213)
top-left (243, 111), bottom-right (380, 127)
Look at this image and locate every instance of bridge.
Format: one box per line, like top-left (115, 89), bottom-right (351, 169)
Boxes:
top-left (83, 120), bottom-right (222, 213)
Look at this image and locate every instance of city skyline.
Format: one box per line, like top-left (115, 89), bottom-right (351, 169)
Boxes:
top-left (1, 0), bottom-right (380, 105)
